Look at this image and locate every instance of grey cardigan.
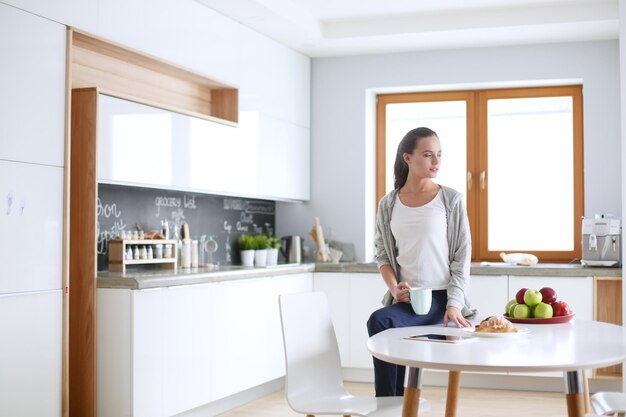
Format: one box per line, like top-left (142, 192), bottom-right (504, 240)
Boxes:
top-left (375, 186), bottom-right (476, 318)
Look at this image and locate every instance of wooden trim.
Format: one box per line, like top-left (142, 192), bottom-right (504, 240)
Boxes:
top-left (70, 28), bottom-right (238, 124)
top-left (593, 277), bottom-right (623, 379)
top-left (476, 85), bottom-right (583, 262)
top-left (62, 27), bottom-right (73, 417)
top-left (69, 87), bottom-right (99, 417)
top-left (375, 96), bottom-right (386, 207)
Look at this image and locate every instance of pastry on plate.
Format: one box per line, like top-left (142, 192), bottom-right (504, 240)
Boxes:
top-left (475, 315), bottom-right (518, 333)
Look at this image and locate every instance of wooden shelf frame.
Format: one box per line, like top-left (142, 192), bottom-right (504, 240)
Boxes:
top-left (70, 28), bottom-right (238, 124)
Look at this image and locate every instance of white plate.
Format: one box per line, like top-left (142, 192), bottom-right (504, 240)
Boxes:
top-left (462, 327), bottom-right (530, 337)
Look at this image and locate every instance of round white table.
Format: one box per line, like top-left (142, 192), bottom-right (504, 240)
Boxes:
top-left (367, 319), bottom-right (626, 417)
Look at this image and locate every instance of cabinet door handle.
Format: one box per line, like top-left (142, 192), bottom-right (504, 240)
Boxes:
top-left (467, 171), bottom-right (473, 191)
top-left (480, 171), bottom-right (486, 190)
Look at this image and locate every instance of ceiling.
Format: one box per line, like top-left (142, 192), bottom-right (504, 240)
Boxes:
top-left (194, 0), bottom-right (618, 57)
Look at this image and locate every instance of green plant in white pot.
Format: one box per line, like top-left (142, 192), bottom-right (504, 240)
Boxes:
top-left (238, 234), bottom-right (255, 267)
top-left (267, 236), bottom-right (281, 266)
top-left (253, 234), bottom-right (270, 267)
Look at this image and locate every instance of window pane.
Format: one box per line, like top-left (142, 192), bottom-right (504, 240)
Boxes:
top-left (487, 96), bottom-right (573, 251)
top-left (385, 101), bottom-right (467, 199)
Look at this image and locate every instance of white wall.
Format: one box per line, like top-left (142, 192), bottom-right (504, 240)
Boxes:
top-left (278, 40), bottom-right (621, 261)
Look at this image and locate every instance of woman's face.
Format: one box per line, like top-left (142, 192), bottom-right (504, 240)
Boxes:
top-left (403, 135), bottom-right (441, 179)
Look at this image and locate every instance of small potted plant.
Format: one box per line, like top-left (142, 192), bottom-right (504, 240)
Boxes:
top-left (238, 234), bottom-right (255, 267)
top-left (267, 236), bottom-right (281, 266)
top-left (253, 234), bottom-right (270, 267)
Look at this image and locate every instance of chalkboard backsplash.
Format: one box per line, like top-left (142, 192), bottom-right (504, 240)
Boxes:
top-left (97, 183), bottom-right (275, 271)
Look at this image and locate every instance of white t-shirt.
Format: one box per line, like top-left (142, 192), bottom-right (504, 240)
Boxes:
top-left (390, 191), bottom-right (450, 290)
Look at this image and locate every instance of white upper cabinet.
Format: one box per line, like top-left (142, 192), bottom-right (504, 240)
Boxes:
top-left (0, 160), bottom-right (63, 294)
top-left (98, 94), bottom-right (310, 201)
top-left (0, 3), bottom-right (65, 167)
top-left (0, 0), bottom-right (98, 32)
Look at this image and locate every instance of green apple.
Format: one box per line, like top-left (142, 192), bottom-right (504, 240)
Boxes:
top-left (513, 304), bottom-right (531, 318)
top-left (508, 303), bottom-right (519, 317)
top-left (504, 298), bottom-right (517, 315)
top-left (523, 288), bottom-right (542, 307)
top-left (533, 302), bottom-right (554, 318)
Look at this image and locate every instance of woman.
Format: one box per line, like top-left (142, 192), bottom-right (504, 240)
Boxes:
top-left (367, 127), bottom-right (475, 397)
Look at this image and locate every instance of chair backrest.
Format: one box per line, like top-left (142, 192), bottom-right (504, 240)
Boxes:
top-left (278, 292), bottom-right (347, 406)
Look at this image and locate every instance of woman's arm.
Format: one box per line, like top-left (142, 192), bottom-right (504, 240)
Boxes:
top-left (380, 264), bottom-right (410, 303)
top-left (444, 196), bottom-right (472, 327)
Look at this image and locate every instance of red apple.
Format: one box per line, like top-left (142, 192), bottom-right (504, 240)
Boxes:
top-left (515, 287), bottom-right (528, 304)
top-left (552, 301), bottom-right (572, 317)
top-left (540, 287), bottom-right (558, 304)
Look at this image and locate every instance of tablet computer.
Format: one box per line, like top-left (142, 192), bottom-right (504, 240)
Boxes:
top-left (403, 333), bottom-right (474, 343)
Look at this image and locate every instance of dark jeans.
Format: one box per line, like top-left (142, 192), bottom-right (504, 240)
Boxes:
top-left (366, 289), bottom-right (448, 397)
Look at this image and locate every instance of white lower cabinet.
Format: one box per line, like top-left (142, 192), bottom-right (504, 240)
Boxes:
top-left (312, 273), bottom-right (351, 366)
top-left (313, 272), bottom-right (388, 369)
top-left (98, 273), bottom-right (312, 417)
top-left (348, 274), bottom-right (388, 368)
top-left (0, 290), bottom-right (62, 417)
top-left (468, 275), bottom-right (508, 318)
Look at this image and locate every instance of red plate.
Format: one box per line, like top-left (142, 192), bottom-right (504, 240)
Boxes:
top-left (504, 312), bottom-right (576, 324)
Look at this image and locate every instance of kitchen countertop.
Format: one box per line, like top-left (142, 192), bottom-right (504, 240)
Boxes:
top-left (97, 263), bottom-right (315, 289)
top-left (97, 261), bottom-right (621, 289)
top-left (316, 261), bottom-right (623, 277)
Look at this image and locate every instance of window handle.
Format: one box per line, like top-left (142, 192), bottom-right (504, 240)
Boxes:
top-left (467, 171), bottom-right (473, 191)
top-left (480, 171), bottom-right (486, 190)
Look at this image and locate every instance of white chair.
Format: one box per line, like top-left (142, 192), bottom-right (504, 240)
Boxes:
top-left (278, 291), bottom-right (430, 417)
top-left (590, 391), bottom-right (626, 416)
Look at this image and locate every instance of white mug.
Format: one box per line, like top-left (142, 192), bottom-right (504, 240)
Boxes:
top-left (409, 288), bottom-right (432, 315)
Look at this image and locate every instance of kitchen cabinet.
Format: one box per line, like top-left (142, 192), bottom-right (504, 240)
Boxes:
top-left (349, 273), bottom-right (388, 368)
top-left (97, 273), bottom-right (312, 417)
top-left (313, 273), bottom-right (351, 366)
top-left (1, 0), bottom-right (98, 32)
top-left (468, 275), bottom-right (508, 318)
top-left (312, 272), bottom-right (387, 369)
top-left (0, 290), bottom-right (62, 417)
top-left (0, 160), bottom-right (63, 294)
top-left (97, 93), bottom-right (310, 201)
top-left (0, 2), bottom-right (65, 167)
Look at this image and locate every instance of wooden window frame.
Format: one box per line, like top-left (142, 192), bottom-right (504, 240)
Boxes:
top-left (376, 85), bottom-right (583, 262)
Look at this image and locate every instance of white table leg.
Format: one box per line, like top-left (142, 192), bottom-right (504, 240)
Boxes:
top-left (564, 370), bottom-right (585, 417)
top-left (402, 367), bottom-right (423, 417)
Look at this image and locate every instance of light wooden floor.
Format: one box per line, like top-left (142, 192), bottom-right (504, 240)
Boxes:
top-left (218, 382), bottom-right (568, 417)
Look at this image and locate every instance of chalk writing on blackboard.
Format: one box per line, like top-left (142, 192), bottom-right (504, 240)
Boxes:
top-left (96, 197), bottom-right (127, 255)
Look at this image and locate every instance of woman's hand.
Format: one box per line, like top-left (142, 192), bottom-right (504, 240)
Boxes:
top-left (444, 306), bottom-right (472, 328)
top-left (392, 282), bottom-right (411, 303)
